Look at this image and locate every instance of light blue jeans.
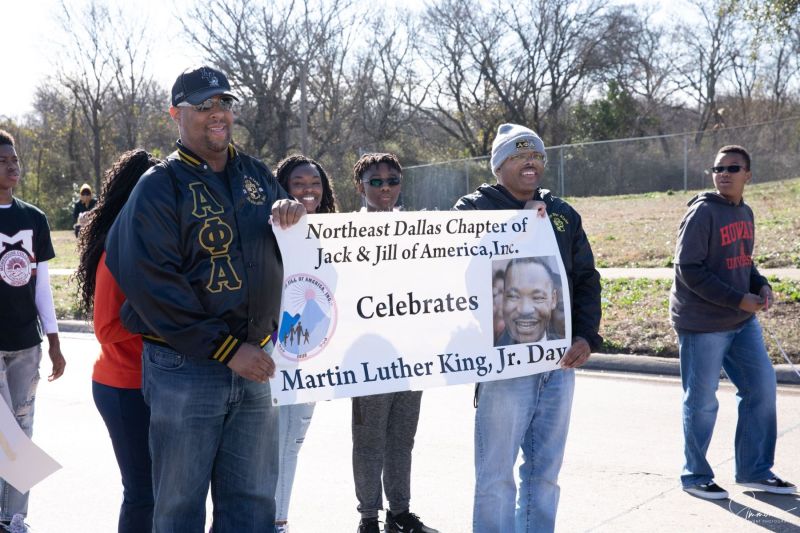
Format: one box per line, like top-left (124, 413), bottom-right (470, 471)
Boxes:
top-left (142, 342), bottom-right (278, 533)
top-left (0, 345), bottom-right (41, 522)
top-left (678, 316), bottom-right (777, 487)
top-left (275, 402), bottom-right (315, 521)
top-left (473, 369), bottom-right (575, 533)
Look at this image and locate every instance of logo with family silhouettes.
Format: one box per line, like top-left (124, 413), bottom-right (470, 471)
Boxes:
top-left (276, 273), bottom-right (337, 361)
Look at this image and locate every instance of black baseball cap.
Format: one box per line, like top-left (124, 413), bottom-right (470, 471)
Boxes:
top-left (171, 66), bottom-right (239, 106)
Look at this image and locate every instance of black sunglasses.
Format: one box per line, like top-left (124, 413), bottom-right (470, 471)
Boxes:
top-left (711, 165), bottom-right (745, 174)
top-left (363, 177), bottom-right (401, 188)
top-left (177, 96), bottom-right (236, 112)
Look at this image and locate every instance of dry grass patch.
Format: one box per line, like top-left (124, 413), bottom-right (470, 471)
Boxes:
top-left (570, 178), bottom-right (800, 268)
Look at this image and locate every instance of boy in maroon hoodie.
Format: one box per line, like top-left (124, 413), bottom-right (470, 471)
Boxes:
top-left (670, 145), bottom-right (796, 500)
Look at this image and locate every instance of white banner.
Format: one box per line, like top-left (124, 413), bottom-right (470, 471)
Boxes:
top-left (0, 398), bottom-right (61, 493)
top-left (270, 210), bottom-right (571, 405)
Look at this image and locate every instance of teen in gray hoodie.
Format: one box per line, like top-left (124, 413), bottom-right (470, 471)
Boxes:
top-left (670, 144), bottom-right (796, 501)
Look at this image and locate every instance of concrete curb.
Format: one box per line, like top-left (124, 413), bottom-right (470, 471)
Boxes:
top-left (58, 319), bottom-right (93, 334)
top-left (58, 320), bottom-right (800, 385)
top-left (584, 352), bottom-right (800, 385)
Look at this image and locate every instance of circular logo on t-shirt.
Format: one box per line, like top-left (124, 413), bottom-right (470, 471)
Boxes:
top-left (276, 273), bottom-right (337, 361)
top-left (0, 250), bottom-right (32, 287)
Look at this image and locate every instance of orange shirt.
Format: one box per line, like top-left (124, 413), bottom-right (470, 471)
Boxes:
top-left (92, 251), bottom-right (143, 388)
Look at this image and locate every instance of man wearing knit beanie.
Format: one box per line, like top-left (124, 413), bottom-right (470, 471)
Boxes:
top-left (490, 123), bottom-right (547, 176)
top-left (454, 123), bottom-right (602, 533)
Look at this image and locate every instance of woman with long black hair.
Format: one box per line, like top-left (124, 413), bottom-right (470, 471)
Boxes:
top-left (75, 149), bottom-right (160, 533)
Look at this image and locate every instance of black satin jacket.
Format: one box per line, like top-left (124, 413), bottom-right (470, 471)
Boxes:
top-left (106, 141), bottom-right (288, 364)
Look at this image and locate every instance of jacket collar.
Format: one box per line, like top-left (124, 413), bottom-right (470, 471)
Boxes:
top-left (487, 183), bottom-right (548, 205)
top-left (175, 140), bottom-right (238, 168)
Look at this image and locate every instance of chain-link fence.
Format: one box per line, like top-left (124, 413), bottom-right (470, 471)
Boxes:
top-left (402, 117), bottom-right (800, 210)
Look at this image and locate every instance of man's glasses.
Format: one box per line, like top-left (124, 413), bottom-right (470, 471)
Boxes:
top-left (508, 152), bottom-right (546, 163)
top-left (712, 165), bottom-right (745, 174)
top-left (363, 177), bottom-right (401, 188)
top-left (177, 96), bottom-right (236, 112)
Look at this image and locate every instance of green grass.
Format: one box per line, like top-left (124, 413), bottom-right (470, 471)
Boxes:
top-left (51, 275), bottom-right (83, 321)
top-left (50, 230), bottom-right (80, 269)
top-left (600, 278), bottom-right (800, 363)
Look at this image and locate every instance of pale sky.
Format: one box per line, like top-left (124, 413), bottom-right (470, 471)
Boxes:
top-left (3, 0), bottom-right (678, 121)
top-left (2, 0), bottom-right (200, 119)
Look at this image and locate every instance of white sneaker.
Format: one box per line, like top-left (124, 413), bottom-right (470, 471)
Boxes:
top-left (275, 523), bottom-right (290, 533)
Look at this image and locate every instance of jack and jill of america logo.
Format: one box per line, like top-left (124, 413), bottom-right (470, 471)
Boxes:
top-left (0, 250), bottom-right (32, 287)
top-left (276, 273), bottom-right (337, 361)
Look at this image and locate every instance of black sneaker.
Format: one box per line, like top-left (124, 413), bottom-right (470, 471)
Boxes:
top-left (384, 511), bottom-right (439, 533)
top-left (739, 477), bottom-right (797, 494)
top-left (358, 517), bottom-right (380, 533)
top-left (683, 481), bottom-right (729, 500)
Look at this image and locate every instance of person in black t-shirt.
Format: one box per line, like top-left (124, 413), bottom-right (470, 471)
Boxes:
top-left (0, 129), bottom-right (66, 530)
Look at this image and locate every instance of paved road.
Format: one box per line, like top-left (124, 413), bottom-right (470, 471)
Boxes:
top-left (25, 333), bottom-right (800, 532)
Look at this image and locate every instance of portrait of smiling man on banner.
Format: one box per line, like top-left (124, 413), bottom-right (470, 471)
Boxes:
top-left (493, 255), bottom-right (565, 347)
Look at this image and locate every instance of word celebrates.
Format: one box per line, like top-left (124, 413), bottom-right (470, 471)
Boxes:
top-left (271, 210), bottom-right (571, 405)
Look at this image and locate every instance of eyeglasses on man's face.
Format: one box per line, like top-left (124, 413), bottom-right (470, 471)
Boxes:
top-left (363, 177), bottom-right (401, 188)
top-left (508, 151), bottom-right (546, 164)
top-left (177, 96), bottom-right (236, 112)
top-left (712, 165), bottom-right (746, 174)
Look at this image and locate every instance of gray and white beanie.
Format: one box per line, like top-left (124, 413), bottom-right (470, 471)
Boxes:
top-left (490, 123), bottom-right (547, 177)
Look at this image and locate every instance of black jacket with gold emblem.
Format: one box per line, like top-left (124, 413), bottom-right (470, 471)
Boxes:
top-left (105, 141), bottom-right (289, 364)
top-left (454, 183), bottom-right (603, 350)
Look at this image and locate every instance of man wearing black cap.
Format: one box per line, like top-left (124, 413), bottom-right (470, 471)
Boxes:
top-left (105, 66), bottom-right (305, 532)
top-left (454, 124), bottom-right (601, 533)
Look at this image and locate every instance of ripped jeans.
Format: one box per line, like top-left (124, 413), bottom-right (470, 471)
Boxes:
top-left (275, 402), bottom-right (316, 521)
top-left (0, 344), bottom-right (42, 521)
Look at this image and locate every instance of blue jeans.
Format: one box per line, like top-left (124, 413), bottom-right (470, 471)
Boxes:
top-left (275, 402), bottom-right (315, 521)
top-left (142, 343), bottom-right (278, 533)
top-left (0, 345), bottom-right (41, 521)
top-left (473, 369), bottom-right (575, 533)
top-left (93, 381), bottom-right (153, 533)
top-left (678, 316), bottom-right (777, 487)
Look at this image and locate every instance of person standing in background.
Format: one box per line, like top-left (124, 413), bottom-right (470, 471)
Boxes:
top-left (72, 183), bottom-right (97, 237)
